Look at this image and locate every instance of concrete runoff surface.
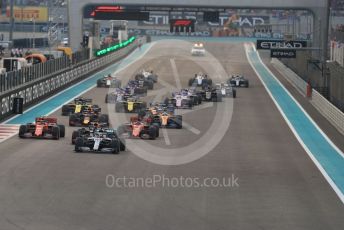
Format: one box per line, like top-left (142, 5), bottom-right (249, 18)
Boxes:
top-left (0, 40), bottom-right (343, 230)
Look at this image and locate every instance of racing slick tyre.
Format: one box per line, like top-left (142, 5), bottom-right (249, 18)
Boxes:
top-left (61, 105), bottom-right (71, 116)
top-left (119, 138), bottom-right (126, 151)
top-left (99, 114), bottom-right (109, 126)
top-left (58, 125), bottom-right (65, 138)
top-left (97, 79), bottom-right (103, 87)
top-left (52, 126), bottom-right (60, 140)
top-left (71, 130), bottom-right (80, 144)
top-left (69, 114), bottom-right (78, 126)
top-left (245, 82), bottom-right (249, 88)
top-left (151, 74), bottom-right (158, 83)
top-left (188, 79), bottom-right (194, 86)
top-left (233, 89), bottom-right (237, 98)
top-left (175, 115), bottom-right (183, 129)
top-left (152, 123), bottom-right (160, 137)
top-left (111, 140), bottom-right (120, 154)
top-left (215, 92), bottom-right (223, 102)
top-left (75, 137), bottom-right (84, 152)
top-left (19, 125), bottom-right (27, 138)
top-left (188, 100), bottom-right (193, 109)
top-left (148, 126), bottom-right (157, 140)
top-left (147, 81), bottom-right (154, 90)
top-left (115, 102), bottom-right (124, 113)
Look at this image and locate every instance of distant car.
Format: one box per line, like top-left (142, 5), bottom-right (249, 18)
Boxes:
top-left (19, 117), bottom-right (65, 140)
top-left (199, 87), bottom-right (223, 102)
top-left (188, 73), bottom-right (212, 88)
top-left (97, 74), bottom-right (122, 88)
top-left (115, 97), bottom-right (147, 113)
top-left (117, 121), bottom-right (159, 140)
top-left (69, 111), bottom-right (109, 127)
top-left (135, 70), bottom-right (158, 83)
top-left (74, 128), bottom-right (125, 154)
top-left (215, 83), bottom-right (236, 98)
top-left (61, 98), bottom-right (100, 116)
top-left (228, 75), bottom-right (249, 88)
top-left (134, 108), bottom-right (183, 129)
top-left (191, 43), bottom-right (206, 56)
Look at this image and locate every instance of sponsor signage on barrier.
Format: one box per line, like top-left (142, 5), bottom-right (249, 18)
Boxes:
top-left (257, 40), bottom-right (307, 50)
top-left (95, 36), bottom-right (136, 57)
top-left (270, 49), bottom-right (297, 58)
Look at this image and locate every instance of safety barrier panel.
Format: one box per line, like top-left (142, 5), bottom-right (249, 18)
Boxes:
top-left (311, 90), bottom-right (344, 135)
top-left (330, 40), bottom-right (344, 67)
top-left (271, 58), bottom-right (308, 96)
top-left (0, 41), bottom-right (138, 121)
top-left (271, 57), bottom-right (344, 135)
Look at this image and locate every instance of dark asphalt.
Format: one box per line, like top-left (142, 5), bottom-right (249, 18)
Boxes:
top-left (0, 41), bottom-right (343, 230)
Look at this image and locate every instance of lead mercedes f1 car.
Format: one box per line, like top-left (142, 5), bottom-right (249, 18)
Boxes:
top-left (228, 75), bottom-right (249, 88)
top-left (74, 128), bottom-right (125, 154)
top-left (61, 98), bottom-right (100, 116)
top-left (97, 74), bottom-right (122, 88)
top-left (19, 117), bottom-right (65, 140)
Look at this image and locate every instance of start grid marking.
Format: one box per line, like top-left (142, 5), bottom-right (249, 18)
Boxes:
top-left (0, 125), bottom-right (20, 142)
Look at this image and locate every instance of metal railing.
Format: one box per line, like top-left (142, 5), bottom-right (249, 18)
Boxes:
top-left (271, 57), bottom-right (344, 135)
top-left (0, 48), bottom-right (90, 94)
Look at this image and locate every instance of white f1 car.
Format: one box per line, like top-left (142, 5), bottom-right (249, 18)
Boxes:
top-left (191, 43), bottom-right (205, 56)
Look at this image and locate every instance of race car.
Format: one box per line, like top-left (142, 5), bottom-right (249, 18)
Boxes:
top-left (228, 75), bottom-right (249, 88)
top-left (134, 109), bottom-right (182, 129)
top-left (71, 122), bottom-right (108, 144)
top-left (191, 42), bottom-right (206, 56)
top-left (170, 94), bottom-right (194, 109)
top-left (61, 98), bottom-right (100, 116)
top-left (69, 110), bottom-right (109, 127)
top-left (19, 117), bottom-right (65, 140)
top-left (117, 121), bottom-right (159, 140)
top-left (132, 73), bottom-right (155, 90)
top-left (188, 73), bottom-right (212, 88)
top-left (135, 70), bottom-right (158, 83)
top-left (115, 97), bottom-right (147, 113)
top-left (97, 74), bottom-right (122, 88)
top-left (215, 83), bottom-right (237, 98)
top-left (105, 85), bottom-right (148, 104)
top-left (74, 128), bottom-right (125, 154)
top-left (199, 87), bottom-right (223, 102)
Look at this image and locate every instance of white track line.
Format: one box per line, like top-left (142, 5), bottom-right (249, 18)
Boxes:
top-left (170, 58), bottom-right (182, 89)
top-left (244, 42), bottom-right (344, 204)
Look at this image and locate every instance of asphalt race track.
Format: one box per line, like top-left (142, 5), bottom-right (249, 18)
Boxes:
top-left (0, 40), bottom-right (343, 230)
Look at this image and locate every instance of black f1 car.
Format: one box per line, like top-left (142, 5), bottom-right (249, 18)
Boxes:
top-left (228, 75), bottom-right (249, 88)
top-left (61, 98), bottom-right (100, 116)
top-left (199, 87), bottom-right (223, 102)
top-left (105, 86), bottom-right (147, 104)
top-left (115, 98), bottom-right (147, 113)
top-left (97, 74), bottom-right (122, 88)
top-left (69, 111), bottom-right (109, 127)
top-left (74, 128), bottom-right (125, 154)
top-left (19, 117), bottom-right (65, 140)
